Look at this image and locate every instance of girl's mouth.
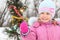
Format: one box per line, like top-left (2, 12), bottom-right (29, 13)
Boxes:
top-left (42, 18), bottom-right (48, 20)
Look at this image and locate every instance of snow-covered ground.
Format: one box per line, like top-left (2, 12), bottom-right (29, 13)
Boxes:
top-left (0, 27), bottom-right (8, 40)
top-left (0, 27), bottom-right (17, 40)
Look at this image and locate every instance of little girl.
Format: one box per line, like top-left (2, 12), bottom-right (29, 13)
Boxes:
top-left (20, 0), bottom-right (60, 40)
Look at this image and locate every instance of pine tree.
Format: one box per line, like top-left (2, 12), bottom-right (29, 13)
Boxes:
top-left (4, 0), bottom-right (27, 40)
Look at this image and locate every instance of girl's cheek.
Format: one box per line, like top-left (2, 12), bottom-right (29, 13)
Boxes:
top-left (47, 15), bottom-right (52, 20)
top-left (39, 16), bottom-right (42, 20)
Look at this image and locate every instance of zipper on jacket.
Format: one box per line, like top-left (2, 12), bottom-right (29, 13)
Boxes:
top-left (45, 25), bottom-right (50, 40)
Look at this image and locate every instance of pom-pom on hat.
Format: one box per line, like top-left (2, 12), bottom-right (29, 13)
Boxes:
top-left (38, 0), bottom-right (56, 18)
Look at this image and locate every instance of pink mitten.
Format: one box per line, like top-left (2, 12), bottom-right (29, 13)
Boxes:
top-left (19, 21), bottom-right (28, 34)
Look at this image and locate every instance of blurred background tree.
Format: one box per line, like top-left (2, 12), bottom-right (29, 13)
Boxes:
top-left (0, 0), bottom-right (27, 40)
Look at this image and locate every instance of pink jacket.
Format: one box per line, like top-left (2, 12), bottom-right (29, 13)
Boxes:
top-left (20, 21), bottom-right (60, 40)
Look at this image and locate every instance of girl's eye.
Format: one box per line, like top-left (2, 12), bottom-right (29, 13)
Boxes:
top-left (41, 12), bottom-right (44, 14)
top-left (40, 12), bottom-right (50, 15)
top-left (46, 12), bottom-right (50, 15)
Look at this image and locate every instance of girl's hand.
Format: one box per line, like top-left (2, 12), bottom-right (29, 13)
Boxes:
top-left (19, 21), bottom-right (28, 33)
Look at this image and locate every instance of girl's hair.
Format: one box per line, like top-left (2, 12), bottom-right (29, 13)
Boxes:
top-left (52, 19), bottom-right (59, 25)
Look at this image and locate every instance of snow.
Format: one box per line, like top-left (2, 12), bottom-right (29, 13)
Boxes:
top-left (0, 0), bottom-right (7, 12)
top-left (0, 27), bottom-right (17, 40)
top-left (0, 27), bottom-right (8, 40)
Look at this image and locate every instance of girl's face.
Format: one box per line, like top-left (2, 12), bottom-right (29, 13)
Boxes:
top-left (39, 12), bottom-right (51, 23)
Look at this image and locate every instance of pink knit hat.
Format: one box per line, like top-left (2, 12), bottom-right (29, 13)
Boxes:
top-left (38, 0), bottom-right (56, 18)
